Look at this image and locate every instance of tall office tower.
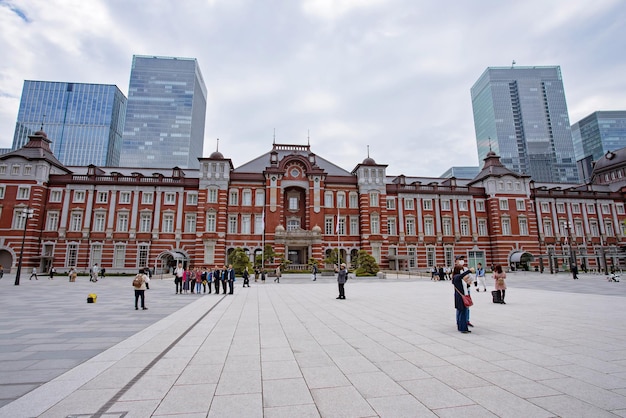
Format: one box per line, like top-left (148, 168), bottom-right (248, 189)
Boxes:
top-left (12, 81), bottom-right (127, 166)
top-left (471, 66), bottom-right (578, 183)
top-left (572, 111), bottom-right (626, 161)
top-left (119, 55), bottom-right (207, 169)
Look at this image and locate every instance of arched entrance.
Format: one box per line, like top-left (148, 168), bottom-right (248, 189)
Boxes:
top-left (155, 250), bottom-right (189, 278)
top-left (509, 251), bottom-right (534, 271)
top-left (0, 249), bottom-right (14, 273)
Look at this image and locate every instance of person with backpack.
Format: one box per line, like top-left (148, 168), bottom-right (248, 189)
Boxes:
top-left (133, 269), bottom-right (150, 310)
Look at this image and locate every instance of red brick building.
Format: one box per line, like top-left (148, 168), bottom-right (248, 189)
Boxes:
top-left (1, 131), bottom-right (626, 276)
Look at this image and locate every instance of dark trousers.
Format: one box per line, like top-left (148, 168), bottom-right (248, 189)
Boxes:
top-left (228, 280), bottom-right (234, 294)
top-left (456, 308), bottom-right (468, 331)
top-left (243, 278), bottom-right (249, 287)
top-left (175, 277), bottom-right (182, 293)
top-left (206, 281), bottom-right (212, 293)
top-left (338, 283), bottom-right (345, 299)
top-left (222, 280), bottom-right (227, 293)
top-left (498, 289), bottom-right (506, 302)
top-left (134, 289), bottom-right (146, 308)
top-left (214, 280), bottom-right (220, 294)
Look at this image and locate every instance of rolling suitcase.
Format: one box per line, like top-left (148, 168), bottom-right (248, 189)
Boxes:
top-left (491, 290), bottom-right (501, 304)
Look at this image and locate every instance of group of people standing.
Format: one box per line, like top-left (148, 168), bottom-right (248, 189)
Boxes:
top-left (173, 263), bottom-right (238, 295)
top-left (453, 258), bottom-right (507, 334)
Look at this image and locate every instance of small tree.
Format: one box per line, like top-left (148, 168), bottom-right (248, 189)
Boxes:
top-left (255, 244), bottom-right (277, 267)
top-left (324, 249), bottom-right (340, 266)
top-left (354, 250), bottom-right (380, 276)
top-left (228, 247), bottom-right (252, 275)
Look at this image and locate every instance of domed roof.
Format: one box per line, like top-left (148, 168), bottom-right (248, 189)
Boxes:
top-left (209, 151), bottom-right (224, 159)
top-left (275, 225), bottom-right (285, 232)
top-left (362, 157), bottom-right (376, 165)
top-left (312, 224), bottom-right (322, 233)
top-left (593, 149), bottom-right (626, 172)
top-left (33, 130), bottom-right (48, 139)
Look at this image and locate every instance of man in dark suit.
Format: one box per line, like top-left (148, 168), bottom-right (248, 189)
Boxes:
top-left (221, 266), bottom-right (228, 294)
top-left (228, 264), bottom-right (235, 294)
top-left (213, 266), bottom-right (221, 294)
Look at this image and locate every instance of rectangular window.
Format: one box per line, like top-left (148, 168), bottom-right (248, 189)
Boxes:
top-left (426, 247), bottom-right (435, 268)
top-left (138, 244), bottom-right (149, 268)
top-left (441, 200), bottom-right (450, 211)
top-left (229, 190), bottom-right (239, 205)
top-left (97, 192), bottom-right (108, 204)
top-left (70, 212), bottom-right (83, 232)
top-left (369, 192), bottom-right (379, 207)
top-left (208, 189), bottom-right (218, 204)
top-left (66, 244), bottom-right (78, 268)
top-left (0, 165), bottom-right (6, 174)
top-left (386, 198), bottom-right (396, 210)
top-left (349, 193), bottom-right (358, 208)
top-left (241, 215), bottom-right (251, 234)
top-left (92, 213), bottom-right (105, 232)
top-left (572, 203), bottom-right (581, 214)
top-left (242, 190), bottom-right (252, 206)
top-left (73, 190), bottom-right (85, 203)
top-left (499, 199), bottom-right (509, 210)
top-left (255, 214), bottom-right (264, 234)
top-left (50, 190), bottom-right (62, 202)
top-left (590, 220), bottom-right (599, 236)
top-left (556, 203), bottom-right (565, 213)
top-left (616, 204), bottom-right (625, 215)
top-left (185, 214), bottom-right (197, 233)
top-left (204, 241), bottom-right (215, 264)
top-left (369, 214), bottom-right (378, 234)
top-left (134, 213), bottom-right (148, 233)
top-left (475, 200), bottom-right (485, 212)
top-left (478, 219), bottom-right (488, 236)
top-left (423, 199), bottom-right (432, 210)
top-left (164, 192), bottom-right (176, 205)
top-left (458, 200), bottom-right (468, 211)
top-left (587, 204), bottom-right (596, 214)
top-left (90, 244), bottom-right (102, 267)
top-left (162, 214), bottom-right (174, 233)
top-left (255, 189), bottom-right (264, 206)
top-left (460, 219), bottom-right (470, 236)
top-left (337, 217), bottom-right (346, 235)
top-left (289, 197), bottom-right (298, 210)
top-left (544, 219), bottom-right (553, 237)
top-left (142, 192), bottom-right (153, 205)
top-left (206, 213), bottom-right (216, 232)
top-left (117, 213), bottom-right (129, 232)
top-left (325, 192), bottom-right (333, 208)
top-left (325, 217), bottom-right (334, 235)
top-left (516, 199), bottom-right (525, 211)
top-left (45, 212), bottom-right (59, 231)
top-left (541, 202), bottom-right (550, 213)
top-left (17, 186), bottom-right (30, 200)
top-left (387, 217), bottom-right (397, 235)
top-left (601, 204), bottom-right (611, 215)
top-left (228, 215), bottom-right (238, 233)
top-left (187, 193), bottom-right (198, 205)
top-left (424, 218), bottom-right (434, 235)
top-left (12, 209), bottom-right (27, 229)
top-left (350, 216), bottom-right (358, 235)
top-left (406, 218), bottom-right (416, 235)
top-left (404, 199), bottom-right (414, 210)
top-left (501, 218), bottom-right (511, 235)
top-left (11, 165), bottom-right (20, 175)
top-left (337, 193), bottom-right (346, 208)
top-left (408, 246), bottom-right (416, 268)
top-left (519, 218), bottom-right (528, 235)
top-left (114, 245), bottom-right (125, 268)
top-left (119, 191), bottom-right (131, 204)
top-left (442, 218), bottom-right (452, 235)
top-left (23, 165), bottom-right (32, 175)
top-left (605, 221), bottom-right (614, 237)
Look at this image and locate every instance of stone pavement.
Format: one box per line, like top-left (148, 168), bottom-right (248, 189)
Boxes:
top-left (1, 271), bottom-right (626, 417)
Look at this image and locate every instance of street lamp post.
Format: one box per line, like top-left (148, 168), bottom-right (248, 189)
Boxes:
top-left (14, 207), bottom-right (34, 286)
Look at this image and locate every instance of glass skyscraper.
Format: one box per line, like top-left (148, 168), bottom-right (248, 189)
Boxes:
top-left (12, 81), bottom-right (127, 166)
top-left (119, 55), bottom-right (207, 169)
top-left (471, 66), bottom-right (578, 183)
top-left (571, 111), bottom-right (626, 162)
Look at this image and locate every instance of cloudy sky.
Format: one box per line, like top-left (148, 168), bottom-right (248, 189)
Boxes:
top-left (1, 0), bottom-right (625, 177)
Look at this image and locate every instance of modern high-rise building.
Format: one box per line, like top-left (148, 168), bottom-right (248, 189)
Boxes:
top-left (12, 81), bottom-right (127, 166)
top-left (119, 55), bottom-right (207, 169)
top-left (470, 66), bottom-right (578, 183)
top-left (571, 111), bottom-right (626, 162)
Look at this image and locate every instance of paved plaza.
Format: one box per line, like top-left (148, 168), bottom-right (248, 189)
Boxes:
top-left (1, 270), bottom-right (626, 417)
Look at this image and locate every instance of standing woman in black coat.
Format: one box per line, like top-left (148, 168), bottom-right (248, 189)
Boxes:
top-left (453, 265), bottom-right (473, 333)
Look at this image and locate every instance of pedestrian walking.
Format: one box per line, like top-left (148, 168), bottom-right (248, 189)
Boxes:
top-left (0, 264), bottom-right (3, 279)
top-left (29, 268), bottom-right (38, 280)
top-left (49, 266), bottom-right (56, 280)
top-left (261, 269), bottom-right (266, 283)
top-left (474, 262), bottom-right (487, 292)
top-left (274, 265), bottom-right (281, 283)
top-left (312, 263), bottom-right (318, 281)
